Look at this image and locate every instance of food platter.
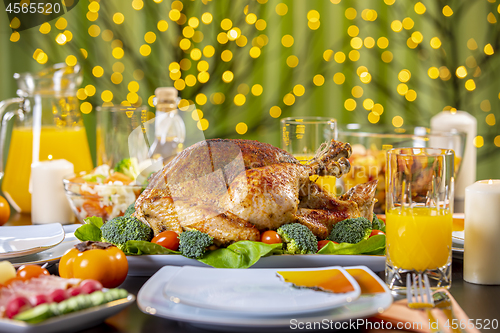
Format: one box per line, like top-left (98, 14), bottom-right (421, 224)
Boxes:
top-left (0, 294), bottom-right (135, 333)
top-left (7, 224), bottom-right (464, 275)
top-left (126, 252), bottom-right (386, 276)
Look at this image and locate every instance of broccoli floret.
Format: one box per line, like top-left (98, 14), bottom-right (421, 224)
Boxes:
top-left (124, 203), bottom-right (135, 217)
top-left (276, 223), bottom-right (318, 254)
top-left (328, 217), bottom-right (372, 244)
top-left (114, 158), bottom-right (140, 180)
top-left (372, 213), bottom-right (385, 231)
top-left (178, 230), bottom-right (214, 259)
top-left (101, 216), bottom-right (153, 250)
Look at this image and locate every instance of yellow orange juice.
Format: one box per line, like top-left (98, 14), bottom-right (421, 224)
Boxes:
top-left (1, 126), bottom-right (93, 212)
top-left (295, 154), bottom-right (337, 194)
top-left (386, 207), bottom-right (452, 272)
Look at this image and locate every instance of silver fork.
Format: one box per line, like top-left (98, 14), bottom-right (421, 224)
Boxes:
top-left (406, 273), bottom-right (442, 333)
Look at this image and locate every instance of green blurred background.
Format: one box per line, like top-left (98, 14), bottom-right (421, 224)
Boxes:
top-left (1, 0), bottom-right (499, 178)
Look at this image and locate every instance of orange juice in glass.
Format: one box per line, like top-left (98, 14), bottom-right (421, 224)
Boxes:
top-left (385, 148), bottom-right (455, 292)
top-left (1, 126), bottom-right (93, 212)
top-left (0, 64), bottom-right (93, 213)
top-left (386, 207), bottom-right (452, 271)
top-left (281, 117), bottom-right (338, 194)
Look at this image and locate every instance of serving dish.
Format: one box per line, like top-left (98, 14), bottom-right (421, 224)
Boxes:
top-left (0, 224), bottom-right (65, 259)
top-left (8, 219), bottom-right (460, 274)
top-left (63, 170), bottom-right (142, 223)
top-left (138, 265), bottom-right (393, 332)
top-left (127, 253), bottom-right (386, 276)
top-left (0, 294), bottom-right (135, 333)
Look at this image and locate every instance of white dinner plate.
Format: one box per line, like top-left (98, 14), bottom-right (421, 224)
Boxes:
top-left (0, 294), bottom-right (135, 333)
top-left (452, 213), bottom-right (464, 246)
top-left (162, 266), bottom-right (360, 315)
top-left (137, 266), bottom-right (393, 332)
top-left (7, 224), bottom-right (80, 267)
top-left (0, 224), bottom-right (65, 259)
top-left (127, 254), bottom-right (386, 276)
top-left (452, 232), bottom-right (464, 246)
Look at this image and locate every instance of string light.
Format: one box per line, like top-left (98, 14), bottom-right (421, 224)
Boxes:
top-left (13, 0), bottom-right (497, 150)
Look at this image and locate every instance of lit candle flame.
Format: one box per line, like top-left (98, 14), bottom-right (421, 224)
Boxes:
top-left (489, 179), bottom-right (493, 185)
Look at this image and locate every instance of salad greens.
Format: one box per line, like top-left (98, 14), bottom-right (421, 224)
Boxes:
top-left (198, 241), bottom-right (283, 269)
top-left (75, 216), bottom-right (386, 269)
top-left (317, 235), bottom-right (386, 255)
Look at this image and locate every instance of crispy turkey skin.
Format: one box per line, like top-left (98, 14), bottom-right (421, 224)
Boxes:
top-left (134, 139), bottom-right (377, 245)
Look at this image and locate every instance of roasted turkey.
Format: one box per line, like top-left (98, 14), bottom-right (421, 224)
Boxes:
top-left (134, 139), bottom-right (377, 245)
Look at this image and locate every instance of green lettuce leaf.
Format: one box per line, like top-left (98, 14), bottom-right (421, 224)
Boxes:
top-left (317, 235), bottom-right (385, 255)
top-left (123, 240), bottom-right (180, 255)
top-left (198, 241), bottom-right (283, 268)
top-left (83, 216), bottom-right (104, 229)
top-left (74, 224), bottom-right (102, 242)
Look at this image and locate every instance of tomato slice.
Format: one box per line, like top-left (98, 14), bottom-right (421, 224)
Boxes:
top-left (152, 231), bottom-right (180, 251)
top-left (260, 230), bottom-right (282, 244)
top-left (369, 230), bottom-right (385, 237)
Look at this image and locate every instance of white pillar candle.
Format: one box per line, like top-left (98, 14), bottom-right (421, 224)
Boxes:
top-left (430, 111), bottom-right (477, 202)
top-left (31, 159), bottom-right (75, 224)
top-left (464, 180), bottom-right (500, 285)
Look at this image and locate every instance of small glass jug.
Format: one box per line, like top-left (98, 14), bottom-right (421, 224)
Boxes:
top-left (0, 63), bottom-right (93, 213)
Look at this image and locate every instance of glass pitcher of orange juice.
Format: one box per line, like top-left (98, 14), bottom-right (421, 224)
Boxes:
top-left (0, 63), bottom-right (93, 213)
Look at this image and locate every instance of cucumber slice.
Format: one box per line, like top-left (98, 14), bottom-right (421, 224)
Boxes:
top-left (89, 291), bottom-right (107, 306)
top-left (14, 304), bottom-right (54, 324)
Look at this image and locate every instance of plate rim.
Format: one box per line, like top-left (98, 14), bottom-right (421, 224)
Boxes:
top-left (8, 224), bottom-right (80, 267)
top-left (0, 224), bottom-right (65, 259)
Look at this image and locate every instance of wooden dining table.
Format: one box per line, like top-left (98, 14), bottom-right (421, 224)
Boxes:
top-left (6, 214), bottom-right (500, 333)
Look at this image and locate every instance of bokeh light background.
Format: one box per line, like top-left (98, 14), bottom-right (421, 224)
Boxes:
top-left (1, 0), bottom-right (499, 178)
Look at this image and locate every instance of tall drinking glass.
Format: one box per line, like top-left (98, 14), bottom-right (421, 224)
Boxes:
top-left (281, 117), bottom-right (337, 193)
top-left (96, 105), bottom-right (153, 167)
top-left (385, 148), bottom-right (454, 292)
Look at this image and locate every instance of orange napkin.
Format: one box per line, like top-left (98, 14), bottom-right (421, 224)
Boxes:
top-left (367, 289), bottom-right (480, 333)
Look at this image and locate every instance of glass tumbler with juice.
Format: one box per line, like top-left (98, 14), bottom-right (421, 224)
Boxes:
top-left (385, 147), bottom-right (455, 292)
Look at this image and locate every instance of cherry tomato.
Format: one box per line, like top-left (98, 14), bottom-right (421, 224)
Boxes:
top-left (317, 240), bottom-right (339, 251)
top-left (369, 230), bottom-right (385, 237)
top-left (260, 230), bottom-right (282, 244)
top-left (59, 243), bottom-right (128, 288)
top-left (4, 277), bottom-right (23, 286)
top-left (0, 195), bottom-right (10, 226)
top-left (152, 230), bottom-right (180, 251)
top-left (16, 265), bottom-right (49, 281)
top-left (317, 240), bottom-right (331, 251)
